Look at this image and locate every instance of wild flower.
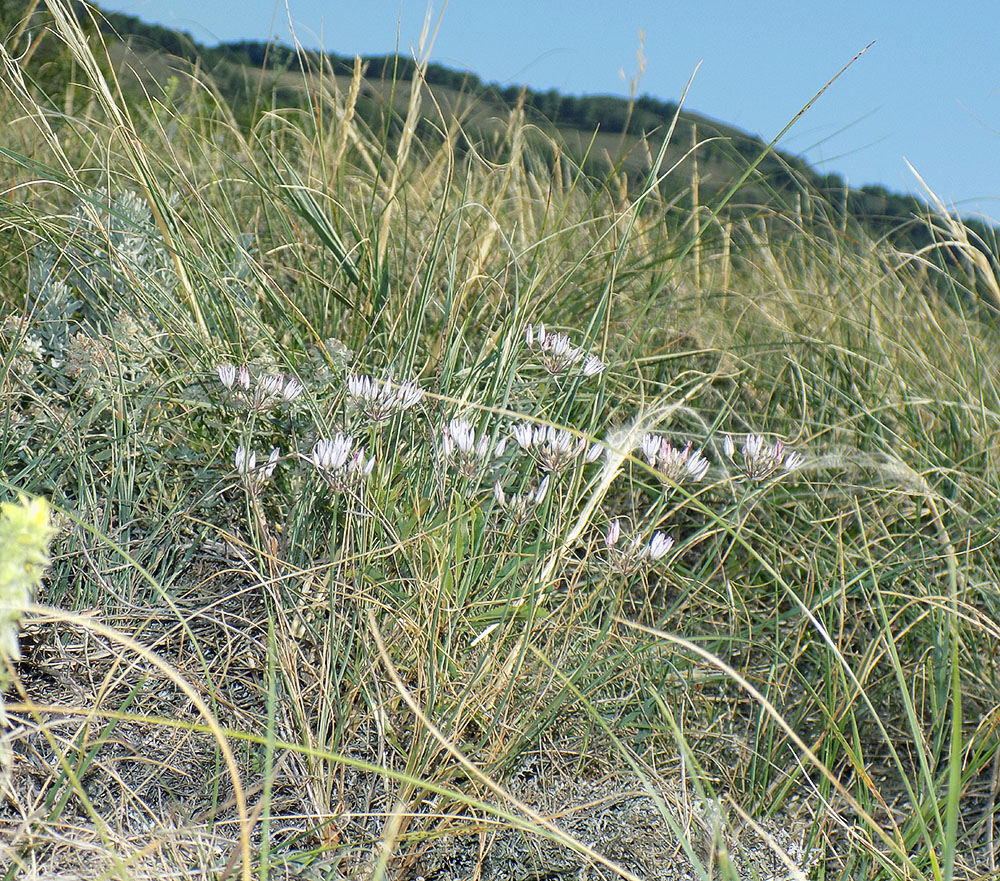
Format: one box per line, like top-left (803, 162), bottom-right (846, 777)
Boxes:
top-left (602, 519), bottom-right (674, 576)
top-left (524, 323), bottom-right (606, 377)
top-left (512, 422), bottom-right (598, 473)
top-left (723, 434), bottom-right (804, 481)
top-left (640, 434), bottom-right (711, 483)
top-left (309, 435), bottom-right (375, 492)
top-left (492, 476), bottom-right (550, 525)
top-left (440, 418), bottom-right (503, 478)
top-left (217, 363), bottom-right (237, 389)
top-left (582, 353), bottom-right (606, 377)
top-left (235, 445), bottom-right (280, 492)
top-left (217, 364), bottom-right (304, 411)
top-left (347, 373), bottom-right (424, 422)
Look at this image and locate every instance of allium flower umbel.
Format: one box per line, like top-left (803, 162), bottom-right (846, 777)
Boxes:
top-left (440, 419), bottom-right (504, 478)
top-left (723, 434), bottom-right (804, 481)
top-left (347, 373), bottom-right (424, 422)
top-left (235, 445), bottom-right (280, 492)
top-left (640, 434), bottom-right (711, 483)
top-left (217, 364), bottom-right (303, 411)
top-left (309, 435), bottom-right (375, 492)
top-left (493, 476), bottom-right (550, 525)
top-left (524, 324), bottom-right (606, 377)
top-left (512, 423), bottom-right (601, 473)
top-left (603, 519), bottom-right (674, 576)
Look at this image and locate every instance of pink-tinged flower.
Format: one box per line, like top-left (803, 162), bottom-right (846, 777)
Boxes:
top-left (723, 434), bottom-right (803, 481)
top-left (582, 354), bottom-right (606, 377)
top-left (640, 434), bottom-right (711, 483)
top-left (600, 520), bottom-right (675, 575)
top-left (237, 366), bottom-right (251, 390)
top-left (524, 323), bottom-right (605, 378)
top-left (347, 373), bottom-right (423, 421)
top-left (309, 435), bottom-right (374, 492)
top-left (647, 532), bottom-right (674, 561)
top-left (262, 447), bottom-right (280, 480)
top-left (281, 377), bottom-right (304, 402)
top-left (234, 445), bottom-right (255, 475)
top-left (605, 519), bottom-right (622, 548)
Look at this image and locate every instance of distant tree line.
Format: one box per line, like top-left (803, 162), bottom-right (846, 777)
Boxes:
top-left (2, 1), bottom-right (996, 314)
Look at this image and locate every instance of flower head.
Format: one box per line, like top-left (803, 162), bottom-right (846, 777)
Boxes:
top-left (309, 435), bottom-right (374, 492)
top-left (440, 419), bottom-right (500, 478)
top-left (217, 364), bottom-right (304, 411)
top-left (347, 373), bottom-right (424, 422)
top-left (235, 445), bottom-right (280, 493)
top-left (493, 476), bottom-right (550, 525)
top-left (723, 434), bottom-right (803, 481)
top-left (601, 520), bottom-right (674, 576)
top-left (640, 435), bottom-right (711, 483)
top-left (511, 422), bottom-right (592, 473)
top-left (524, 323), bottom-right (606, 377)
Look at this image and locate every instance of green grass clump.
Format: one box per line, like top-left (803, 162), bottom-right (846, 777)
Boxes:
top-left (2, 5), bottom-right (1000, 880)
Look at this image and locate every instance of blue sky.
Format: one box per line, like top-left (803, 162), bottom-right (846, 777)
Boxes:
top-left (100, 0), bottom-right (1000, 219)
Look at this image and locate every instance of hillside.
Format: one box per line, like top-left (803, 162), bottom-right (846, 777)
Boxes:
top-left (86, 4), bottom-right (999, 259)
top-left (4, 1), bottom-right (1000, 878)
top-left (3, 0), bottom-right (1000, 311)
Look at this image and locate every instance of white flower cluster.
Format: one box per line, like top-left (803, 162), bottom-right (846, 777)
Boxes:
top-left (512, 423), bottom-right (602, 473)
top-left (603, 519), bottom-right (674, 576)
top-left (308, 435), bottom-right (375, 492)
top-left (217, 363), bottom-right (304, 412)
top-left (723, 434), bottom-right (803, 481)
top-left (524, 324), bottom-right (605, 377)
top-left (493, 476), bottom-right (550, 525)
top-left (440, 419), bottom-right (506, 478)
top-left (347, 373), bottom-right (424, 422)
top-left (234, 445), bottom-right (280, 493)
top-left (640, 434), bottom-right (711, 483)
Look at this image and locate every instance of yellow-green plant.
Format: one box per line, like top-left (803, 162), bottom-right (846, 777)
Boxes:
top-left (0, 494), bottom-right (55, 663)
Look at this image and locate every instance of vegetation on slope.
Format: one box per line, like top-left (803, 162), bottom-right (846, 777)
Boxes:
top-left (2, 2), bottom-right (1000, 879)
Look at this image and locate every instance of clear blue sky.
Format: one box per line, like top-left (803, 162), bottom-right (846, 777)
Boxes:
top-left (100, 0), bottom-right (1000, 219)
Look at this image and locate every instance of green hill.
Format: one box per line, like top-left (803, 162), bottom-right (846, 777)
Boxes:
top-left (4, 0), bottom-right (1000, 309)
